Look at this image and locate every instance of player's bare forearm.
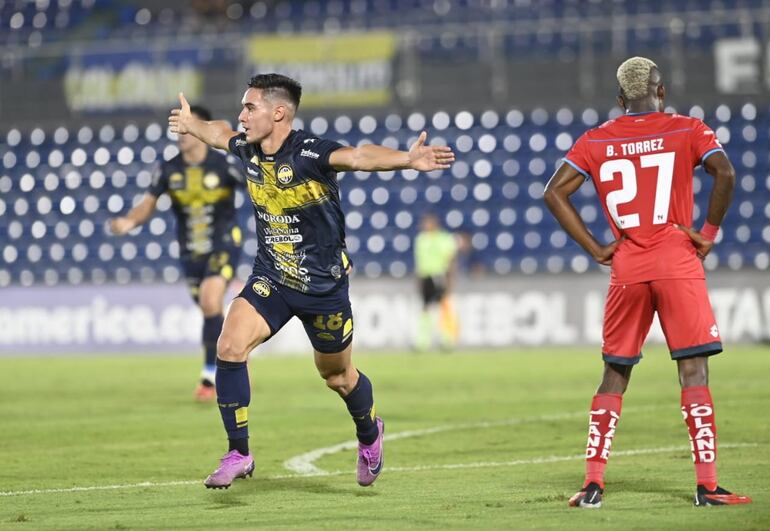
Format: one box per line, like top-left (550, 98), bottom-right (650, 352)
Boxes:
top-left (545, 190), bottom-right (604, 258)
top-left (545, 163), bottom-right (617, 264)
top-left (702, 151), bottom-right (735, 226)
top-left (110, 194), bottom-right (157, 234)
top-left (185, 119), bottom-right (236, 151)
top-left (168, 92), bottom-right (237, 151)
top-left (329, 131), bottom-right (454, 172)
top-left (333, 144), bottom-right (410, 172)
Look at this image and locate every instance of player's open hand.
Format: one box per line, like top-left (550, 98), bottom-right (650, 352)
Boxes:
top-left (109, 217), bottom-right (136, 236)
top-left (168, 92), bottom-right (192, 135)
top-left (407, 131), bottom-right (455, 171)
top-left (675, 224), bottom-right (714, 260)
top-left (592, 237), bottom-right (624, 266)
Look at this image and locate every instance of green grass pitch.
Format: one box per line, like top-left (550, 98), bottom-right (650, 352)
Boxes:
top-left (1, 346), bottom-right (768, 530)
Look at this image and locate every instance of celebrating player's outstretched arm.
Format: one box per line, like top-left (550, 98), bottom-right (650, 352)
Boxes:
top-left (329, 131), bottom-right (455, 172)
top-left (169, 93), bottom-right (238, 151)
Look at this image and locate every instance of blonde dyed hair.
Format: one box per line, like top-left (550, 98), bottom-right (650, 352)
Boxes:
top-left (616, 57), bottom-right (658, 100)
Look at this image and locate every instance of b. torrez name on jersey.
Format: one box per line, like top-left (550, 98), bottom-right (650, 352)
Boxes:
top-left (257, 210), bottom-right (301, 224)
top-left (606, 138), bottom-right (664, 157)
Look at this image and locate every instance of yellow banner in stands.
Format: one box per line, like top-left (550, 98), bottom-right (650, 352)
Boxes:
top-left (246, 32), bottom-right (397, 107)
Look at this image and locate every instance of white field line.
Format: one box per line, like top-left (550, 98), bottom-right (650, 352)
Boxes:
top-left (0, 443), bottom-right (756, 497)
top-left (283, 407), bottom-right (663, 475)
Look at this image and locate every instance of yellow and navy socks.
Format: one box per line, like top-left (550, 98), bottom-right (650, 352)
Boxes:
top-left (215, 357), bottom-right (250, 456)
top-left (343, 371), bottom-right (379, 445)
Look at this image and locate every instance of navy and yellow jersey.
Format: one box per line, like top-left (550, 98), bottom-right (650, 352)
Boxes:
top-left (149, 150), bottom-right (244, 259)
top-left (227, 129), bottom-right (350, 295)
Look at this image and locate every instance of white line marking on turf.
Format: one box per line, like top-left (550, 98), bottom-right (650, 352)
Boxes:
top-left (0, 481), bottom-right (200, 497)
top-left (283, 408), bottom-right (662, 475)
top-left (276, 442), bottom-right (758, 478)
top-left (0, 443), bottom-right (756, 497)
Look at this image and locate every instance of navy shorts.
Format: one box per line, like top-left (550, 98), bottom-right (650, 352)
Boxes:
top-left (238, 272), bottom-right (354, 354)
top-left (180, 246), bottom-right (241, 302)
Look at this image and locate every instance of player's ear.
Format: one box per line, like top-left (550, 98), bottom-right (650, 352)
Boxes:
top-left (273, 104), bottom-right (285, 123)
top-left (616, 94), bottom-right (625, 111)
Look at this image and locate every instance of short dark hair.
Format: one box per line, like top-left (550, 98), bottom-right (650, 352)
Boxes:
top-left (189, 105), bottom-right (212, 121)
top-left (248, 73), bottom-right (302, 109)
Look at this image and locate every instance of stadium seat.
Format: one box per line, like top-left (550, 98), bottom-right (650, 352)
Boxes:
top-left (1, 102), bottom-right (768, 286)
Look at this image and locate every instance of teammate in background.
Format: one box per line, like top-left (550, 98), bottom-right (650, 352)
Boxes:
top-left (544, 57), bottom-right (751, 508)
top-left (110, 105), bottom-right (244, 403)
top-left (168, 74), bottom-right (455, 489)
top-left (413, 213), bottom-right (460, 351)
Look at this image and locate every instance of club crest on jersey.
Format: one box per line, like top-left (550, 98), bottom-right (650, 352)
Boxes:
top-left (203, 172), bottom-right (220, 189)
top-left (277, 164), bottom-right (294, 185)
top-left (252, 281), bottom-right (271, 297)
top-left (169, 172), bottom-right (184, 189)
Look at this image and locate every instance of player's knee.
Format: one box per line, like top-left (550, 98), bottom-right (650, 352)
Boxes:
top-left (216, 334), bottom-right (248, 363)
top-left (199, 298), bottom-right (222, 317)
top-left (320, 368), bottom-right (351, 394)
top-left (678, 357), bottom-right (708, 387)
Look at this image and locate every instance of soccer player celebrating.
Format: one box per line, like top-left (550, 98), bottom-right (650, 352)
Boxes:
top-left (168, 74), bottom-right (455, 489)
top-left (544, 57), bottom-right (751, 508)
top-left (110, 105), bottom-right (244, 402)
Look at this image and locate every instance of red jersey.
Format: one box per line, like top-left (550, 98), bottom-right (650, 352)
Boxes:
top-left (564, 112), bottom-right (724, 285)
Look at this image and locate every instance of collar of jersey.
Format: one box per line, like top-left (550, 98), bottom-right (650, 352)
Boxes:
top-left (623, 111), bottom-right (658, 117)
top-left (258, 130), bottom-right (296, 159)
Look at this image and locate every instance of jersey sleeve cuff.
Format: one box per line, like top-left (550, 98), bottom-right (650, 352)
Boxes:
top-left (563, 158), bottom-right (591, 181)
top-left (699, 147), bottom-right (724, 165)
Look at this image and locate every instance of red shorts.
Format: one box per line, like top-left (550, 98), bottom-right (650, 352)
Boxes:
top-left (602, 279), bottom-right (722, 365)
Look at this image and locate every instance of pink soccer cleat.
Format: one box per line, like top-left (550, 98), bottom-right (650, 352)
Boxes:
top-left (357, 417), bottom-right (384, 487)
top-left (204, 450), bottom-right (255, 489)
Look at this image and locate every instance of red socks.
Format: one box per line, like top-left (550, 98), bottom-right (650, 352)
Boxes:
top-left (583, 393), bottom-right (623, 489)
top-left (681, 386), bottom-right (718, 490)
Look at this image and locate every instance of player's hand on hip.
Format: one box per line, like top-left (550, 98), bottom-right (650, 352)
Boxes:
top-left (407, 131), bottom-right (455, 171)
top-left (168, 92), bottom-right (192, 134)
top-left (592, 237), bottom-right (623, 266)
top-left (675, 224), bottom-right (714, 260)
top-left (109, 217), bottom-right (135, 235)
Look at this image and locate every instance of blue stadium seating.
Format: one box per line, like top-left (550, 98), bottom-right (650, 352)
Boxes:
top-left (1, 103), bottom-right (769, 287)
top-left (1, 0), bottom-right (762, 52)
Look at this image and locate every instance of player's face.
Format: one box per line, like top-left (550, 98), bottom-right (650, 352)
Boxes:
top-left (239, 88), bottom-right (274, 143)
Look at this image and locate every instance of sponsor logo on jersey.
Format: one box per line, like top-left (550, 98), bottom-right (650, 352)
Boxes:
top-left (265, 234), bottom-right (303, 244)
top-left (330, 265), bottom-right (341, 279)
top-left (203, 172), bottom-right (220, 189)
top-left (247, 166), bottom-right (260, 177)
top-left (303, 138), bottom-right (316, 144)
top-left (277, 164), bottom-right (294, 185)
top-left (709, 324), bottom-right (719, 338)
top-left (300, 149), bottom-right (320, 159)
top-left (316, 332), bottom-right (336, 341)
top-left (252, 281), bottom-right (271, 297)
top-left (257, 210), bottom-right (301, 224)
top-left (235, 139), bottom-right (248, 147)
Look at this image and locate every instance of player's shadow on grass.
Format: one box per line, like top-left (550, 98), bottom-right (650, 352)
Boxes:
top-left (205, 476), bottom-right (379, 505)
top-left (607, 478), bottom-right (693, 503)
